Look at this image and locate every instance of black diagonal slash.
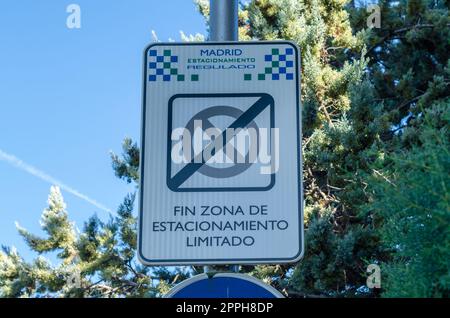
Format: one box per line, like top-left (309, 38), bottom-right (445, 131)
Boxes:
top-left (169, 94), bottom-right (274, 190)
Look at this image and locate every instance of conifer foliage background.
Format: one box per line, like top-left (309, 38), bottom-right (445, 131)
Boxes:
top-left (1, 0), bottom-right (448, 297)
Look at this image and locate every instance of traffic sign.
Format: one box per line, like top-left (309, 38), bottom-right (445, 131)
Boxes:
top-left (165, 273), bottom-right (284, 298)
top-left (139, 41), bottom-right (303, 265)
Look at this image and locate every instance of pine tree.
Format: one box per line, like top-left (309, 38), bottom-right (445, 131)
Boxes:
top-left (366, 103), bottom-right (450, 297)
top-left (348, 0), bottom-right (450, 297)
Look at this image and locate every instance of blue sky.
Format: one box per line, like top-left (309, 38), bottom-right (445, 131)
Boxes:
top-left (0, 0), bottom-right (206, 261)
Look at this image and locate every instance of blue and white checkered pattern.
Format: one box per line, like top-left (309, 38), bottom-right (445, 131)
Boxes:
top-left (259, 48), bottom-right (295, 81)
top-left (148, 49), bottom-right (187, 82)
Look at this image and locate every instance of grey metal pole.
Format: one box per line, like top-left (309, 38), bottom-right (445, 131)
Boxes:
top-left (230, 265), bottom-right (240, 273)
top-left (210, 0), bottom-right (239, 41)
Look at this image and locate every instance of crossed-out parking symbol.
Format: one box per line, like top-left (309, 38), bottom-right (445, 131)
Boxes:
top-left (184, 105), bottom-right (260, 179)
top-left (167, 93), bottom-right (275, 192)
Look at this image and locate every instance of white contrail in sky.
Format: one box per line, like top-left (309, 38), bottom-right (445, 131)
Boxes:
top-left (0, 148), bottom-right (113, 214)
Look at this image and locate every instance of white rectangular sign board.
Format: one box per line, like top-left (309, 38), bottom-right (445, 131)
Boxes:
top-left (139, 41), bottom-right (303, 265)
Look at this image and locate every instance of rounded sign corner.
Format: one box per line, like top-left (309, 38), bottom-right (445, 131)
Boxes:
top-left (287, 246), bottom-right (304, 264)
top-left (136, 243), bottom-right (151, 266)
top-left (282, 40), bottom-right (300, 54)
top-left (143, 42), bottom-right (165, 54)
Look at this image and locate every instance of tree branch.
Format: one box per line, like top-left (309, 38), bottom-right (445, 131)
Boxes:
top-left (367, 23), bottom-right (450, 55)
